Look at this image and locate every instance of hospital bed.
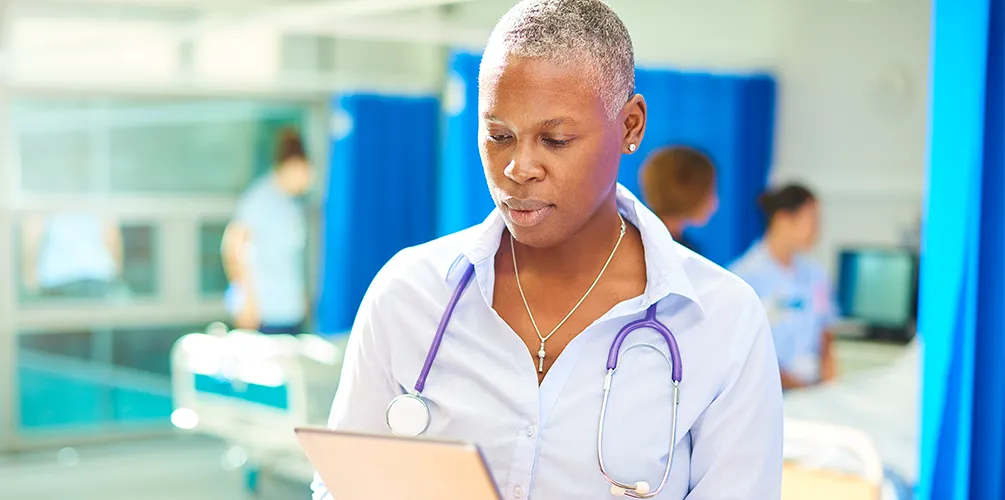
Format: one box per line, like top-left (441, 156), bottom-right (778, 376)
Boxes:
top-left (783, 340), bottom-right (919, 499)
top-left (783, 419), bottom-right (884, 499)
top-left (170, 324), bottom-right (349, 494)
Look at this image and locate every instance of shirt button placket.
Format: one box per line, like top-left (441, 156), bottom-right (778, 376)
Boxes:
top-left (508, 421), bottom-right (538, 499)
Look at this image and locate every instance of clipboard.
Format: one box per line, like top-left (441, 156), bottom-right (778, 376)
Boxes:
top-left (295, 427), bottom-right (502, 500)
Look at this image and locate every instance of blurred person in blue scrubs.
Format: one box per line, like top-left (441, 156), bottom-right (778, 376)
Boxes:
top-left (638, 146), bottom-right (718, 255)
top-left (222, 129), bottom-right (313, 334)
top-left (21, 212), bottom-right (122, 298)
top-left (731, 184), bottom-right (838, 390)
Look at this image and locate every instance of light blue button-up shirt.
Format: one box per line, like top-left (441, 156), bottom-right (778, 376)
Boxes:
top-left (312, 185), bottom-right (782, 499)
top-left (730, 241), bottom-right (839, 385)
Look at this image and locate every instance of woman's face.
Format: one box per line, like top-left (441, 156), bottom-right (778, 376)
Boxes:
top-left (690, 184), bottom-right (719, 227)
top-left (278, 158), bottom-right (314, 195)
top-left (478, 55), bottom-right (645, 248)
top-left (787, 200), bottom-right (820, 250)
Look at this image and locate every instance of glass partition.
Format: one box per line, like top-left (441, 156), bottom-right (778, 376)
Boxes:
top-left (17, 325), bottom-right (208, 431)
top-left (13, 98), bottom-right (311, 196)
top-left (16, 215), bottom-right (158, 303)
top-left (18, 124), bottom-right (94, 193)
top-left (199, 220), bottom-right (229, 297)
top-left (18, 330), bottom-right (106, 430)
top-left (121, 223), bottom-right (158, 297)
top-left (5, 94), bottom-right (322, 448)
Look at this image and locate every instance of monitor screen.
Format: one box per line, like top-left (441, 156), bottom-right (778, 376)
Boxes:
top-left (837, 248), bottom-right (918, 329)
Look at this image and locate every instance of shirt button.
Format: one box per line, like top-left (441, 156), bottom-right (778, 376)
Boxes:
top-left (526, 425), bottom-right (535, 437)
top-left (513, 486), bottom-right (523, 498)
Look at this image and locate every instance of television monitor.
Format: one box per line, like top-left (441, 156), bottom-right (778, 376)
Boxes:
top-left (836, 247), bottom-right (919, 342)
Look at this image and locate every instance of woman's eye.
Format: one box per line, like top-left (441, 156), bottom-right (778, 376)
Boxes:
top-left (489, 134), bottom-right (513, 143)
top-left (543, 138), bottom-right (571, 148)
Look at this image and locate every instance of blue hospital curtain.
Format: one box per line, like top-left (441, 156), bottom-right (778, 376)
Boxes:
top-left (438, 51), bottom-right (493, 235)
top-left (437, 50), bottom-right (775, 266)
top-left (617, 69), bottom-right (776, 266)
top-left (317, 93), bottom-right (439, 333)
top-left (919, 0), bottom-right (1005, 498)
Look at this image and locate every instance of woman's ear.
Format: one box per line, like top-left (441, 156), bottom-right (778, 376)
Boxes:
top-left (622, 94), bottom-right (647, 154)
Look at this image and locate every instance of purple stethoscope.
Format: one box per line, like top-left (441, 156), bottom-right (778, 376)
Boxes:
top-left (384, 262), bottom-right (683, 499)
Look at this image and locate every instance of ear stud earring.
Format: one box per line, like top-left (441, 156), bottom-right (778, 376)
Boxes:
top-left (628, 144), bottom-right (637, 152)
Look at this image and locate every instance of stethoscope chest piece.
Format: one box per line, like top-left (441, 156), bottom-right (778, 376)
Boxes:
top-left (386, 393), bottom-right (431, 437)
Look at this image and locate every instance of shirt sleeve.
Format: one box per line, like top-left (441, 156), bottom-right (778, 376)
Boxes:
top-left (685, 297), bottom-right (784, 499)
top-left (310, 260), bottom-right (404, 500)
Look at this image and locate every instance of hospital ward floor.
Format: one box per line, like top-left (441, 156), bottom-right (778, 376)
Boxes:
top-left (0, 435), bottom-right (311, 500)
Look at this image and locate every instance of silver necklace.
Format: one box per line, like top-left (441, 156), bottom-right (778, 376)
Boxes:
top-left (510, 214), bottom-right (627, 373)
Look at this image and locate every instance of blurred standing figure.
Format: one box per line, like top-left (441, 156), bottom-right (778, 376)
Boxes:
top-left (222, 129), bottom-right (314, 334)
top-left (22, 212), bottom-right (122, 298)
top-left (730, 184), bottom-right (838, 390)
top-left (638, 146), bottom-right (718, 254)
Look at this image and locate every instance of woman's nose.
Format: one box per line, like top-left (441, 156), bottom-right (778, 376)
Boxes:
top-left (504, 143), bottom-right (545, 184)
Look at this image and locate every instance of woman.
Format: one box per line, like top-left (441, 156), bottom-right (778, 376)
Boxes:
top-left (638, 146), bottom-right (718, 254)
top-left (313, 1), bottom-right (782, 498)
top-left (730, 184), bottom-right (838, 391)
top-left (222, 128), bottom-right (314, 335)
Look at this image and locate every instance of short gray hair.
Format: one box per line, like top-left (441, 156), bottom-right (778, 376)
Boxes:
top-left (479, 0), bottom-right (635, 120)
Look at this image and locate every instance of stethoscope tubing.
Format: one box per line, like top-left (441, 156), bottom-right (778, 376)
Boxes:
top-left (597, 343), bottom-right (681, 498)
top-left (391, 261), bottom-right (684, 498)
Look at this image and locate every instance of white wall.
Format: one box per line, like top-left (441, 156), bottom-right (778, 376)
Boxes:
top-left (611, 0), bottom-right (790, 71)
top-left (772, 0), bottom-right (929, 273)
top-left (327, 38), bottom-right (446, 95)
top-left (447, 0), bottom-right (790, 71)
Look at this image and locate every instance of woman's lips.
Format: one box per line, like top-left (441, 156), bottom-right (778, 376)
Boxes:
top-left (506, 205), bottom-right (555, 227)
top-left (503, 198), bottom-right (555, 228)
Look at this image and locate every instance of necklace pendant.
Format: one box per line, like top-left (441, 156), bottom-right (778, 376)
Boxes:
top-left (537, 343), bottom-right (546, 373)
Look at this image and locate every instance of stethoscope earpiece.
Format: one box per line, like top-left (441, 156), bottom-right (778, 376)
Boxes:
top-left (609, 481), bottom-right (650, 498)
top-left (634, 481), bottom-right (651, 495)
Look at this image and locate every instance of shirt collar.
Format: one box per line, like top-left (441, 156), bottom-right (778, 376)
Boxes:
top-left (747, 238), bottom-right (803, 275)
top-left (443, 184), bottom-right (705, 315)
